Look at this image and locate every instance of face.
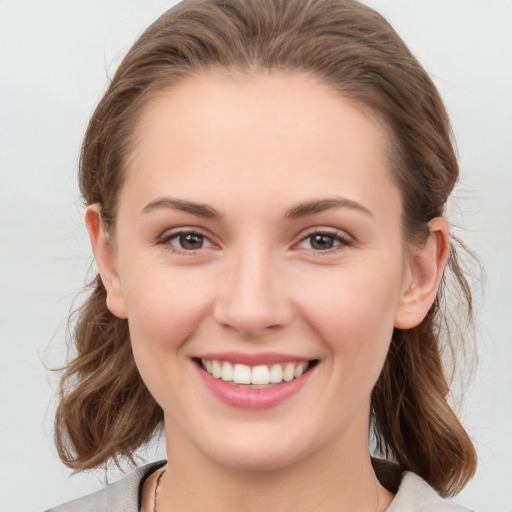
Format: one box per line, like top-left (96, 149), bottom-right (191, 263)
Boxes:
top-left (91, 72), bottom-right (433, 472)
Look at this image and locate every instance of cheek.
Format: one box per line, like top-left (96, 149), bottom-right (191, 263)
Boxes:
top-left (294, 260), bottom-right (403, 378)
top-left (119, 268), bottom-right (214, 393)
top-left (121, 260), bottom-right (213, 340)
top-left (130, 285), bottom-right (192, 344)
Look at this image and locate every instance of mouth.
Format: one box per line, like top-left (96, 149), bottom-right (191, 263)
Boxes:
top-left (193, 357), bottom-right (319, 388)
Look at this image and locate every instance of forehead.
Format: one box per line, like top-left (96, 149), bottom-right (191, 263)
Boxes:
top-left (121, 71), bottom-right (400, 220)
top-left (133, 70), bottom-right (391, 153)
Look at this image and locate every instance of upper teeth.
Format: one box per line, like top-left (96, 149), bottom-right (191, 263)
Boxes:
top-left (201, 359), bottom-right (309, 385)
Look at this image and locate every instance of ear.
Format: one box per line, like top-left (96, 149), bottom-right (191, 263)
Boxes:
top-left (85, 205), bottom-right (128, 319)
top-left (394, 217), bottom-right (449, 329)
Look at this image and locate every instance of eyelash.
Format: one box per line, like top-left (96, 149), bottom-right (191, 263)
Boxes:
top-left (294, 228), bottom-right (353, 254)
top-left (157, 228), bottom-right (353, 255)
top-left (157, 228), bottom-right (217, 255)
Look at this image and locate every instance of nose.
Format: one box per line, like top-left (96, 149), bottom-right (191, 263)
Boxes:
top-left (213, 247), bottom-right (293, 338)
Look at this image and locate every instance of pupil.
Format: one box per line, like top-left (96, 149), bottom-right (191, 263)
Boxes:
top-left (311, 234), bottom-right (334, 250)
top-left (180, 233), bottom-right (203, 250)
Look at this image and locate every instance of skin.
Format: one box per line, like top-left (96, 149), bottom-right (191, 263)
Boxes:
top-left (87, 72), bottom-right (449, 512)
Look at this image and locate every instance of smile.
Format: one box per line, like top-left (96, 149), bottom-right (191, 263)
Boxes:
top-left (194, 356), bottom-right (318, 410)
top-left (200, 359), bottom-right (311, 386)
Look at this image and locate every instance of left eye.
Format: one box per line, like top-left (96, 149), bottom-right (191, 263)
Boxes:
top-left (298, 232), bottom-right (347, 251)
top-left (167, 232), bottom-right (213, 251)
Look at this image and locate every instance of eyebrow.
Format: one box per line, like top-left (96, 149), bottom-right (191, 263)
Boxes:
top-left (141, 197), bottom-right (220, 219)
top-left (141, 196), bottom-right (372, 220)
top-left (284, 197), bottom-right (373, 219)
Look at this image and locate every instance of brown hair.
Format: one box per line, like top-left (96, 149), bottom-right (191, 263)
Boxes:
top-left (55, 0), bottom-right (477, 495)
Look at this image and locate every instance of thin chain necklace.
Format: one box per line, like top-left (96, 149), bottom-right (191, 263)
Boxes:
top-left (153, 466), bottom-right (167, 512)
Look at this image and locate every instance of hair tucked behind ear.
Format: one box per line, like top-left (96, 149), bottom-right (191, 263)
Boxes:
top-left (372, 274), bottom-right (475, 496)
top-left (55, 0), bottom-right (477, 494)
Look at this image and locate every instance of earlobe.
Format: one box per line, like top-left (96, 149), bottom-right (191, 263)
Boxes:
top-left (394, 217), bottom-right (449, 329)
top-left (85, 205), bottom-right (128, 319)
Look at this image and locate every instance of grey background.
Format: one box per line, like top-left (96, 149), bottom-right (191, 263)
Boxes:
top-left (1, 1), bottom-right (511, 511)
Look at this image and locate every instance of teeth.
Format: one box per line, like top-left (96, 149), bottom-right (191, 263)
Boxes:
top-left (269, 364), bottom-right (283, 383)
top-left (221, 361), bottom-right (234, 382)
top-left (251, 365), bottom-right (270, 385)
top-left (283, 363), bottom-right (295, 382)
top-left (233, 364), bottom-right (251, 384)
top-left (201, 359), bottom-right (310, 385)
top-left (211, 360), bottom-right (222, 379)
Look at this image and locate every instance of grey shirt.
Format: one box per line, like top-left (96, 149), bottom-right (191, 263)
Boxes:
top-left (45, 461), bottom-right (475, 512)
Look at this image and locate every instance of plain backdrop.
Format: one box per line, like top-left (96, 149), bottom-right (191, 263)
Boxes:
top-left (1, 1), bottom-right (511, 511)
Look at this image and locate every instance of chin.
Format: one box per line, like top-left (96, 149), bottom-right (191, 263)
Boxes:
top-left (207, 444), bottom-right (300, 472)
top-left (195, 425), bottom-right (316, 472)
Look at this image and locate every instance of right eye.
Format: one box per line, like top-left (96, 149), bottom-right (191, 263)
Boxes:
top-left (161, 231), bottom-right (214, 252)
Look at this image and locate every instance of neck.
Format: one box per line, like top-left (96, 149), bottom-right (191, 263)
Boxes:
top-left (157, 424), bottom-right (393, 512)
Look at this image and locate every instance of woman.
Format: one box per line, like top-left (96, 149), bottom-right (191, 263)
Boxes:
top-left (47, 0), bottom-right (478, 510)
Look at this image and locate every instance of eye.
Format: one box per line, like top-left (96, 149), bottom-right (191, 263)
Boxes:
top-left (163, 231), bottom-right (214, 252)
top-left (297, 231), bottom-right (351, 252)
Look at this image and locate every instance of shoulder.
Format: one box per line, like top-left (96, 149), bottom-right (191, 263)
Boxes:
top-left (44, 461), bottom-right (165, 512)
top-left (388, 472), bottom-right (477, 512)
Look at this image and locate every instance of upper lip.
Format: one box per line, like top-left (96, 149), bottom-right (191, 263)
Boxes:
top-left (194, 352), bottom-right (313, 366)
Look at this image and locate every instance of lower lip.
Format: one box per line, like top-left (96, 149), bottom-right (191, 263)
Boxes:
top-left (196, 364), bottom-right (313, 410)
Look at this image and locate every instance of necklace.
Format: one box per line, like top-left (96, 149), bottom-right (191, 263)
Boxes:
top-left (153, 466), bottom-right (167, 512)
